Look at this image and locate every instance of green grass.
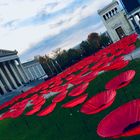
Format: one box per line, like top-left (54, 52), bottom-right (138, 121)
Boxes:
top-left (135, 39), bottom-right (140, 48)
top-left (0, 60), bottom-right (140, 140)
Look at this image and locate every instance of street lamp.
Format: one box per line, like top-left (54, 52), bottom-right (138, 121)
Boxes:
top-left (55, 60), bottom-right (63, 71)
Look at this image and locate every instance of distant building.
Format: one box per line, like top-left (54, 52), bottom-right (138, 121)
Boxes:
top-left (0, 49), bottom-right (29, 95)
top-left (73, 44), bottom-right (81, 50)
top-left (98, 1), bottom-right (134, 42)
top-left (22, 60), bottom-right (47, 81)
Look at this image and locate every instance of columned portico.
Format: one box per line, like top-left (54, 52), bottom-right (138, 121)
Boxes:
top-left (0, 80), bottom-right (7, 94)
top-left (0, 49), bottom-right (29, 95)
top-left (32, 66), bottom-right (39, 79)
top-left (30, 66), bottom-right (38, 79)
top-left (38, 64), bottom-right (46, 75)
top-left (0, 66), bottom-right (13, 91)
top-left (13, 60), bottom-right (26, 83)
top-left (17, 59), bottom-right (29, 82)
top-left (36, 65), bottom-right (42, 77)
top-left (119, 0), bottom-right (140, 34)
top-left (3, 62), bottom-right (18, 89)
top-left (128, 13), bottom-right (140, 34)
top-left (22, 60), bottom-right (48, 81)
top-left (27, 68), bottom-right (34, 80)
top-left (8, 61), bottom-right (22, 85)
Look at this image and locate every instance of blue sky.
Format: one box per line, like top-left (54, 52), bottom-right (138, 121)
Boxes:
top-left (0, 0), bottom-right (114, 62)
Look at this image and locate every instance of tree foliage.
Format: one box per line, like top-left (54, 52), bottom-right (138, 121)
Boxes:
top-left (100, 34), bottom-right (112, 47)
top-left (37, 32), bottom-right (112, 77)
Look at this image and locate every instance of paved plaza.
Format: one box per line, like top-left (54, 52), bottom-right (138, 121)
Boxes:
top-left (0, 79), bottom-right (44, 105)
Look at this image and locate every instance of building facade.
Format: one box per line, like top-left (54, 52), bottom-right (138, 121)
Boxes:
top-left (0, 49), bottom-right (29, 95)
top-left (120, 0), bottom-right (140, 34)
top-left (98, 1), bottom-right (134, 42)
top-left (22, 60), bottom-right (47, 81)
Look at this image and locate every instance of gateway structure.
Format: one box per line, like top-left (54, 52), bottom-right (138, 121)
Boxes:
top-left (120, 0), bottom-right (140, 34)
top-left (98, 1), bottom-right (134, 42)
top-left (0, 49), bottom-right (29, 95)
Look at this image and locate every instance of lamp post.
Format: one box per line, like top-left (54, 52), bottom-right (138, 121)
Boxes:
top-left (46, 62), bottom-right (54, 75)
top-left (50, 59), bottom-right (59, 74)
top-left (55, 60), bottom-right (63, 71)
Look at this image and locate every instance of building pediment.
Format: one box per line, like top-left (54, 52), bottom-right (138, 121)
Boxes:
top-left (0, 49), bottom-right (18, 57)
top-left (0, 49), bottom-right (18, 62)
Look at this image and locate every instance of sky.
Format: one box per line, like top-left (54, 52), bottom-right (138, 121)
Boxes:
top-left (0, 0), bottom-right (114, 62)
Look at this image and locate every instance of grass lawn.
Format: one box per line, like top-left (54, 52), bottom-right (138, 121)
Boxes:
top-left (0, 59), bottom-right (140, 140)
top-left (135, 39), bottom-right (140, 48)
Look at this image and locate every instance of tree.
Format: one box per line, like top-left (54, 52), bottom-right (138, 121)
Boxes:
top-left (100, 34), bottom-right (112, 47)
top-left (37, 32), bottom-right (113, 77)
top-left (55, 50), bottom-right (69, 69)
top-left (52, 48), bottom-right (62, 58)
top-left (87, 32), bottom-right (101, 49)
top-left (80, 41), bottom-right (91, 56)
top-left (67, 49), bottom-right (81, 63)
top-left (38, 55), bottom-right (55, 76)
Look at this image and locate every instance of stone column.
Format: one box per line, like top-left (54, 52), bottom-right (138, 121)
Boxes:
top-left (27, 68), bottom-right (34, 80)
top-left (129, 18), bottom-right (136, 31)
top-left (0, 66), bottom-right (13, 91)
top-left (36, 65), bottom-right (42, 77)
top-left (17, 59), bottom-right (29, 82)
top-left (32, 66), bottom-right (39, 78)
top-left (0, 80), bottom-right (7, 94)
top-left (137, 13), bottom-right (140, 27)
top-left (134, 15), bottom-right (140, 27)
top-left (8, 61), bottom-right (22, 85)
top-left (13, 60), bottom-right (26, 83)
top-left (131, 16), bottom-right (140, 34)
top-left (12, 61), bottom-right (23, 83)
top-left (3, 62), bottom-right (18, 89)
top-left (14, 61), bottom-right (25, 83)
top-left (30, 66), bottom-right (37, 79)
top-left (138, 12), bottom-right (140, 18)
top-left (39, 64), bottom-right (46, 75)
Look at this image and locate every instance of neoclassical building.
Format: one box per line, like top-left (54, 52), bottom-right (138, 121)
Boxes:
top-left (0, 49), bottom-right (29, 95)
top-left (120, 0), bottom-right (140, 34)
top-left (22, 60), bottom-right (47, 81)
top-left (98, 1), bottom-right (134, 42)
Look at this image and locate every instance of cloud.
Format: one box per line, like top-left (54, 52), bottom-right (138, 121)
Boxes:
top-left (0, 0), bottom-right (75, 28)
top-left (0, 0), bottom-right (113, 62)
top-left (20, 14), bottom-right (106, 62)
